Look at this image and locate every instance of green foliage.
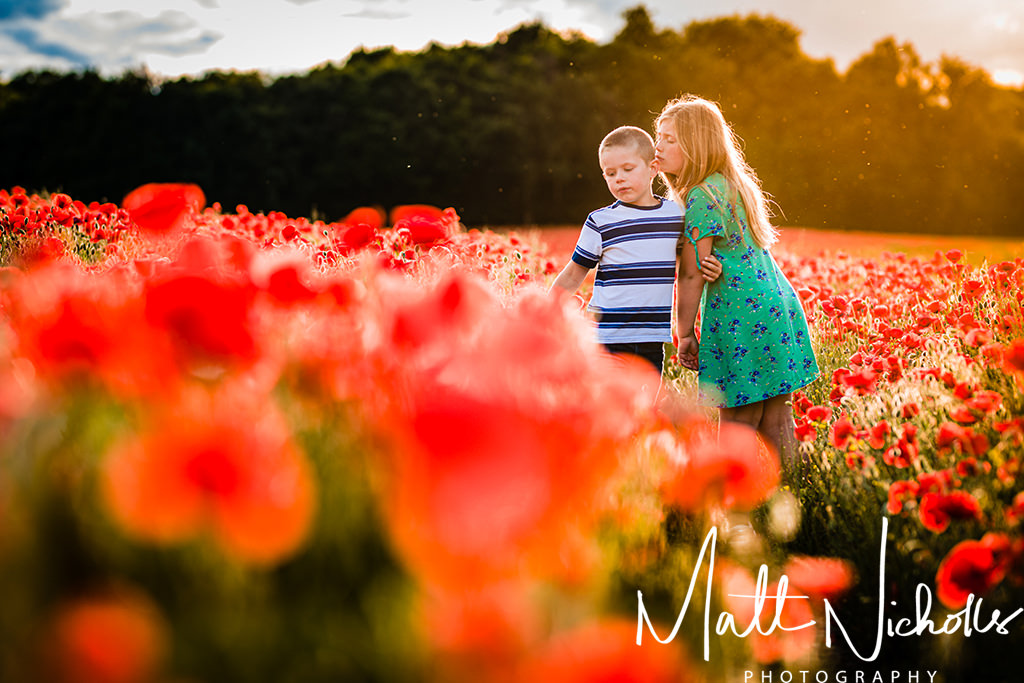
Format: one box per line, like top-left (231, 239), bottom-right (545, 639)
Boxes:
top-left (1, 7), bottom-right (1022, 235)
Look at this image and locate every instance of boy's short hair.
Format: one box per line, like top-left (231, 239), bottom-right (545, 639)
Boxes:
top-left (599, 126), bottom-right (656, 164)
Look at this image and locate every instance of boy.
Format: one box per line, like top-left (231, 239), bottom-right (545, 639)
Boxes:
top-left (550, 125), bottom-right (720, 373)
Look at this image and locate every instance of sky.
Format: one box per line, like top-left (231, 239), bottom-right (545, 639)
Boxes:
top-left (1, 0), bottom-right (1023, 87)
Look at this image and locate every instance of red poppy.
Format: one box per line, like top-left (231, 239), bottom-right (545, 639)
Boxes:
top-left (520, 619), bottom-right (694, 683)
top-left (122, 183), bottom-right (205, 235)
top-left (945, 249), bottom-right (963, 263)
top-left (420, 582), bottom-right (543, 674)
top-left (662, 421), bottom-right (780, 512)
top-left (1005, 492), bottom-right (1024, 526)
top-left (46, 588), bottom-right (167, 683)
top-left (956, 457), bottom-right (990, 478)
top-left (882, 424), bottom-right (918, 467)
top-left (101, 387), bottom-right (316, 566)
top-left (965, 327), bottom-right (992, 347)
top-left (342, 206), bottom-right (385, 231)
top-left (794, 416), bottom-right (817, 442)
top-left (936, 422), bottom-right (969, 453)
top-left (264, 264), bottom-right (319, 304)
top-left (335, 222), bottom-right (378, 253)
top-left (916, 469), bottom-right (953, 495)
top-left (806, 405), bottom-right (832, 422)
top-left (919, 491), bottom-right (982, 533)
top-left (966, 390), bottom-right (1002, 415)
top-left (839, 367), bottom-right (877, 394)
top-left (949, 405), bottom-right (978, 425)
top-left (746, 579), bottom-right (817, 664)
top-left (372, 275), bottom-right (655, 587)
top-left (793, 392), bottom-right (813, 416)
top-left (953, 382), bottom-right (976, 400)
top-left (900, 401), bottom-right (920, 418)
top-left (830, 415), bottom-right (857, 449)
top-left (389, 203), bottom-right (444, 226)
top-left (783, 555), bottom-right (857, 602)
top-left (936, 534), bottom-right (1010, 609)
top-left (867, 420), bottom-right (890, 449)
top-left (144, 263), bottom-right (258, 365)
top-left (390, 204), bottom-right (455, 245)
top-left (887, 480), bottom-right (920, 514)
top-left (8, 264), bottom-right (179, 397)
top-left (1003, 339), bottom-right (1024, 375)
top-left (961, 279), bottom-right (985, 301)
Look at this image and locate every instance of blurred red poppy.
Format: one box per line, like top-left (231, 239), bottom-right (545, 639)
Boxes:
top-left (887, 480), bottom-right (919, 515)
top-left (830, 415), bottom-right (857, 449)
top-left (519, 619), bottom-right (695, 683)
top-left (936, 422), bottom-right (970, 453)
top-left (806, 405), bottom-right (832, 422)
top-left (882, 424), bottom-right (918, 467)
top-left (839, 368), bottom-right (877, 394)
top-left (144, 266), bottom-right (257, 365)
top-left (8, 264), bottom-right (178, 397)
top-left (101, 387), bottom-right (316, 566)
top-left (342, 205), bottom-right (385, 230)
top-left (794, 416), bottom-right (816, 442)
top-left (936, 533), bottom-right (1010, 609)
top-left (919, 491), bottom-right (982, 533)
top-left (867, 420), bottom-right (890, 449)
top-left (335, 222), bottom-right (378, 253)
top-left (264, 264), bottom-right (319, 304)
top-left (372, 274), bottom-right (653, 588)
top-left (46, 589), bottom-right (167, 683)
top-left (900, 401), bottom-right (920, 418)
top-left (662, 421), bottom-right (780, 512)
top-left (122, 183), bottom-right (205, 235)
top-left (966, 390), bottom-right (1002, 415)
top-left (783, 555), bottom-right (857, 602)
top-left (390, 203), bottom-right (444, 226)
top-left (1003, 339), bottom-right (1024, 375)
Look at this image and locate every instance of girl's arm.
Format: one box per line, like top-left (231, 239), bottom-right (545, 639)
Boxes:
top-left (675, 231), bottom-right (714, 369)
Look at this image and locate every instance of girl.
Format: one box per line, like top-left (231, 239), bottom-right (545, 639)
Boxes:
top-left (655, 95), bottom-right (818, 461)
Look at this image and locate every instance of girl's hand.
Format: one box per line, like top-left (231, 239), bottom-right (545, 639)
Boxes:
top-left (700, 254), bottom-right (723, 282)
top-left (676, 334), bottom-right (699, 371)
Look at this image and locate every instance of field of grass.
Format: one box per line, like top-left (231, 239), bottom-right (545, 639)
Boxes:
top-left (508, 225), bottom-right (1024, 265)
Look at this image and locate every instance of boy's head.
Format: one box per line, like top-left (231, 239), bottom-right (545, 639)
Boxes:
top-left (598, 126), bottom-right (658, 206)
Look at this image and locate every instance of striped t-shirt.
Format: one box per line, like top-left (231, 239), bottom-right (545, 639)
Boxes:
top-left (570, 196), bottom-right (684, 344)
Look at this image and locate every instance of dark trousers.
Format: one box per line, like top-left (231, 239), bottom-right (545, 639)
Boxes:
top-left (603, 342), bottom-right (665, 375)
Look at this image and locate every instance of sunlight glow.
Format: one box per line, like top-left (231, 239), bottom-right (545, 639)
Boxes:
top-left (992, 69), bottom-right (1024, 88)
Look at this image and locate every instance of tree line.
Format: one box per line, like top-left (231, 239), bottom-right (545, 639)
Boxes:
top-left (2, 6), bottom-right (1022, 235)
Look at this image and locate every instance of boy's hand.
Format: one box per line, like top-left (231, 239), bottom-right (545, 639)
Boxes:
top-left (700, 254), bottom-right (723, 282)
top-left (676, 334), bottom-right (699, 371)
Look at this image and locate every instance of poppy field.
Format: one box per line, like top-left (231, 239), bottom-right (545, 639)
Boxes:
top-left (1, 184), bottom-right (1023, 683)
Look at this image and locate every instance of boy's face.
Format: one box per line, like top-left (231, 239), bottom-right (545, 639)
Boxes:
top-left (599, 145), bottom-right (658, 206)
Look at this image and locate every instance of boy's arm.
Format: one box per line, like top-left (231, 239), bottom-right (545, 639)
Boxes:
top-left (676, 232), bottom-right (714, 369)
top-left (550, 261), bottom-right (590, 296)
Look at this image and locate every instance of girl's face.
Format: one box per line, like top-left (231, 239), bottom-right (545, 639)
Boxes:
top-left (655, 118), bottom-right (684, 175)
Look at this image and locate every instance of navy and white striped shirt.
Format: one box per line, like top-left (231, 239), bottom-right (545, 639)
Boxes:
top-left (571, 196), bottom-right (683, 343)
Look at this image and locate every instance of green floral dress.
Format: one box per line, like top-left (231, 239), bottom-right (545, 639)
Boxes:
top-left (684, 173), bottom-right (819, 408)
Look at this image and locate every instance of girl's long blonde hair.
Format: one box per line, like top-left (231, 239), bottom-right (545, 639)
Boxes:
top-left (656, 95), bottom-right (778, 249)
